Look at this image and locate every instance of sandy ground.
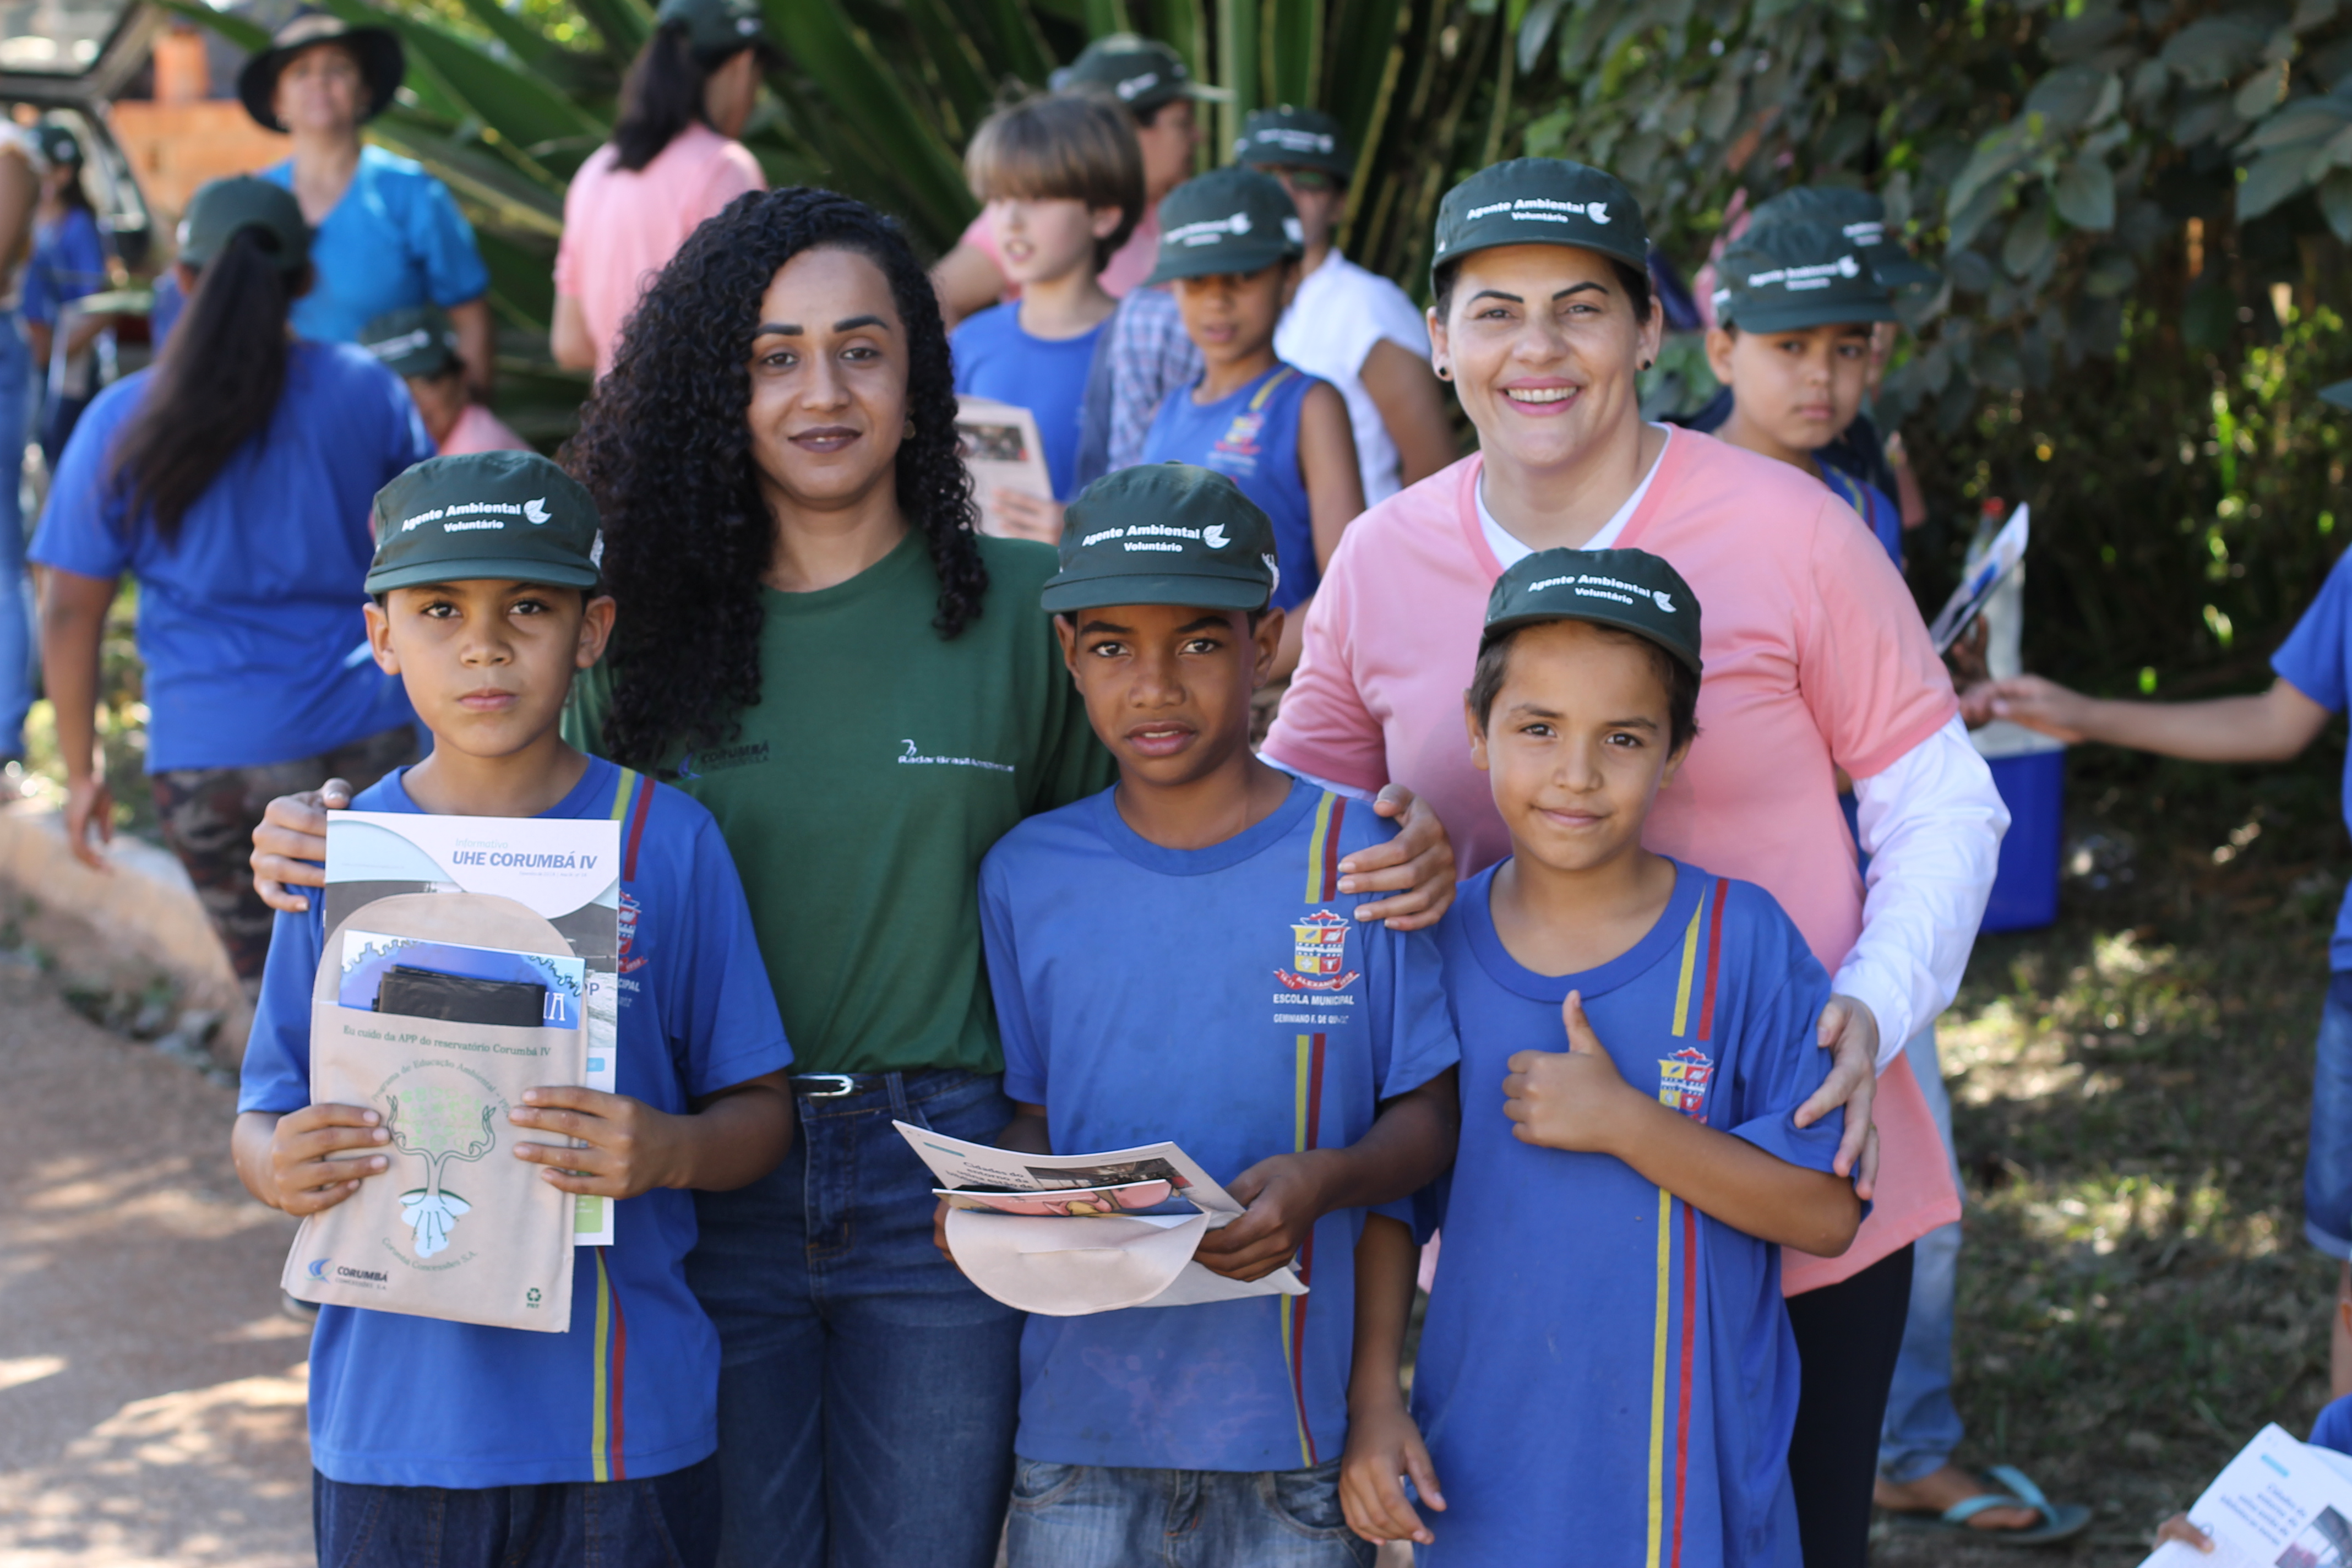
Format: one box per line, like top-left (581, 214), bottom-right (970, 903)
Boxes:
top-left (0, 954), bottom-right (311, 1568)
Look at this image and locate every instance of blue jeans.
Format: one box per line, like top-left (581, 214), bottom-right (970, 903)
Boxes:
top-left (2305, 974), bottom-right (2352, 1258)
top-left (1877, 1026), bottom-right (1966, 1483)
top-left (1005, 1457), bottom-right (1371, 1568)
top-left (0, 312), bottom-right (31, 760)
top-left (311, 1454), bottom-right (718, 1567)
top-left (687, 1069), bottom-right (1025, 1568)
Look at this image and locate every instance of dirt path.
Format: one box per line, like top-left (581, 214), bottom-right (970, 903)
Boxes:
top-left (0, 958), bottom-right (309, 1567)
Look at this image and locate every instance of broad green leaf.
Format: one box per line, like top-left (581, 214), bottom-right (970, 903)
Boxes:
top-left (1268, 0), bottom-right (1324, 105)
top-left (2026, 66), bottom-right (2115, 130)
top-left (2162, 18), bottom-right (2268, 90)
top-left (2001, 199), bottom-right (2057, 277)
top-left (1518, 0), bottom-right (1569, 73)
top-left (1947, 120), bottom-right (2035, 218)
top-left (2238, 144), bottom-right (2319, 217)
top-left (2233, 58), bottom-right (2290, 119)
top-left (2055, 153), bottom-right (2116, 230)
top-left (2321, 167), bottom-right (2352, 240)
top-left (451, 0), bottom-right (556, 67)
top-left (2296, 0), bottom-right (2340, 32)
top-left (2242, 96), bottom-right (2352, 150)
top-left (150, 0), bottom-right (272, 51)
top-left (2044, 8), bottom-right (2131, 63)
top-left (569, 0), bottom-right (652, 59)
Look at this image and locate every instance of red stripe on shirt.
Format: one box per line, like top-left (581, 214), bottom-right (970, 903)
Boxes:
top-left (623, 773), bottom-right (655, 883)
top-left (1289, 1031), bottom-right (1331, 1465)
top-left (606, 1256), bottom-right (630, 1479)
top-left (1320, 796), bottom-right (1347, 901)
top-left (1696, 878), bottom-right (1728, 1042)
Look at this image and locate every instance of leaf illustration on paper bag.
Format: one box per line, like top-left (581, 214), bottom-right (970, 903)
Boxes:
top-left (387, 1071), bottom-right (500, 1259)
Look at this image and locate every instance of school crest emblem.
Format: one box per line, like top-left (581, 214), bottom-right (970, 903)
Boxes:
top-left (1277, 909), bottom-right (1360, 992)
top-left (618, 890), bottom-right (647, 974)
top-left (1656, 1046), bottom-right (1713, 1117)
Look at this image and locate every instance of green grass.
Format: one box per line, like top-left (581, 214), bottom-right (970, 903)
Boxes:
top-left (1877, 744), bottom-right (2350, 1561)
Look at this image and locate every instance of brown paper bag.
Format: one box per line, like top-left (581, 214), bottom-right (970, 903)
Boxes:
top-left (281, 894), bottom-right (584, 1332)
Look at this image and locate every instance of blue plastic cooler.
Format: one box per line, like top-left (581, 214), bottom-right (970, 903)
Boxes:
top-left (1978, 743), bottom-right (2065, 933)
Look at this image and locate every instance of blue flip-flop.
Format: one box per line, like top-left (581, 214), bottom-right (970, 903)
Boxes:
top-left (1887, 1464), bottom-right (2093, 1546)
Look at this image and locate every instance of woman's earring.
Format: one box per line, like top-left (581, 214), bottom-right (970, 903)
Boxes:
top-left (904, 417), bottom-right (916, 438)
top-left (1435, 364), bottom-right (1453, 382)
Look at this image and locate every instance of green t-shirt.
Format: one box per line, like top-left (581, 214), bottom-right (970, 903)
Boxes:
top-left (571, 531), bottom-right (1113, 1076)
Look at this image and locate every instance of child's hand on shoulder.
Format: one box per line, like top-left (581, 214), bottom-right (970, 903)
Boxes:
top-left (1502, 992), bottom-right (1642, 1153)
top-left (1340, 1396), bottom-right (1445, 1546)
top-left (1194, 1150), bottom-right (1340, 1281)
top-left (265, 1103), bottom-right (391, 1215)
top-left (509, 1087), bottom-right (689, 1201)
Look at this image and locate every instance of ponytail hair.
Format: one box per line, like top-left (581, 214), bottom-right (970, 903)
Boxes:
top-left (108, 227), bottom-right (303, 545)
top-left (612, 21), bottom-right (745, 172)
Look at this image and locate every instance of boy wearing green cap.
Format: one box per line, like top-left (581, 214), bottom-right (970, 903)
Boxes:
top-left (1139, 167), bottom-right (1363, 684)
top-left (362, 305), bottom-right (528, 456)
top-left (230, 450), bottom-right (795, 1568)
top-left (960, 461), bottom-right (1458, 1567)
top-left (1702, 220), bottom-right (1906, 567)
top-left (1341, 547), bottom-right (1861, 1565)
top-left (1235, 106), bottom-right (1453, 502)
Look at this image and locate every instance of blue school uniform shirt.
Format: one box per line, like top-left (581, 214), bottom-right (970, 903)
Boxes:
top-left (30, 341), bottom-right (429, 771)
top-left (21, 206), bottom-right (105, 330)
top-left (262, 147), bottom-right (490, 345)
top-left (951, 303), bottom-right (1103, 500)
top-left (1821, 464), bottom-right (1903, 569)
top-left (1141, 363), bottom-right (1320, 612)
top-left (2274, 548), bottom-right (2352, 971)
top-left (981, 777), bottom-right (1460, 1472)
top-left (1413, 861), bottom-right (1845, 1568)
top-left (238, 759), bottom-right (794, 1488)
top-left (2312, 1392), bottom-right (2352, 1453)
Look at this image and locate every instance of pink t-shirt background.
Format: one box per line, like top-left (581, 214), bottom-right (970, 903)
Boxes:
top-left (1262, 434), bottom-right (1963, 1293)
top-left (438, 401), bottom-right (529, 456)
top-left (554, 123), bottom-right (766, 378)
top-left (957, 203), bottom-right (1161, 304)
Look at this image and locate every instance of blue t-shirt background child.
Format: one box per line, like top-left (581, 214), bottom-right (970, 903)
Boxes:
top-left (1412, 861), bottom-right (1846, 1568)
top-left (952, 303), bottom-right (1106, 502)
top-left (240, 758), bottom-right (793, 1487)
top-left (2271, 547), bottom-right (2352, 972)
top-left (1141, 363), bottom-right (1324, 611)
top-left (981, 778), bottom-right (1458, 1471)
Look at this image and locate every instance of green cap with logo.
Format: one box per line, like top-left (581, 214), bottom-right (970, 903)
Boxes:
top-left (1146, 167), bottom-right (1304, 284)
top-left (1712, 219), bottom-right (1894, 333)
top-left (1234, 105), bottom-right (1350, 178)
top-left (34, 122), bottom-right (79, 170)
top-left (366, 451), bottom-right (602, 595)
top-left (361, 304), bottom-right (462, 380)
top-left (1041, 462), bottom-right (1280, 614)
top-left (1749, 186), bottom-right (1939, 290)
top-left (655, 0), bottom-right (767, 55)
top-left (1482, 547), bottom-right (1703, 675)
top-left (1432, 158), bottom-right (1648, 280)
top-left (177, 175), bottom-right (309, 274)
top-left (1051, 33), bottom-right (1229, 111)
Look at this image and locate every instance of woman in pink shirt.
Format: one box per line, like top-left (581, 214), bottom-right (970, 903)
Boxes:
top-left (551, 0), bottom-right (771, 379)
top-left (1262, 159), bottom-right (2009, 1568)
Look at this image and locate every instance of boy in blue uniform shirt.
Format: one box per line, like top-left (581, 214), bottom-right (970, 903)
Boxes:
top-left (1341, 549), bottom-right (1862, 1567)
top-left (1700, 220), bottom-right (1905, 568)
top-left (231, 451), bottom-right (795, 1568)
top-left (961, 462), bottom-right (1458, 1566)
top-left (1139, 169), bottom-right (1363, 682)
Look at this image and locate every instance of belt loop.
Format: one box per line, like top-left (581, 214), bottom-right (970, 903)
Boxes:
top-left (886, 1070), bottom-right (931, 1130)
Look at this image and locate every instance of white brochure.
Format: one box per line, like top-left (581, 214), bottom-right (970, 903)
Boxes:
top-left (2139, 1424), bottom-right (2352, 1567)
top-left (955, 395), bottom-right (1054, 540)
top-left (896, 1123), bottom-right (1305, 1316)
top-left (326, 808), bottom-right (622, 1245)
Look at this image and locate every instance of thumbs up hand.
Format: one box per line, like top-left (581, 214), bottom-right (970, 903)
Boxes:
top-left (1501, 993), bottom-right (1641, 1155)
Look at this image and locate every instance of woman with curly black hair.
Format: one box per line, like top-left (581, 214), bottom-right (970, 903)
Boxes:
top-left (251, 184), bottom-right (1456, 1568)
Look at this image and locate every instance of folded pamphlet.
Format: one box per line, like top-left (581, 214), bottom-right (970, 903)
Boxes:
top-left (955, 395), bottom-right (1053, 540)
top-left (1927, 502), bottom-right (2029, 653)
top-left (897, 1123), bottom-right (1305, 1316)
top-left (2138, 1423), bottom-right (2352, 1567)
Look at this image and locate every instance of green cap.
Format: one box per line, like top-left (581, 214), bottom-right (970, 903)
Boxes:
top-left (1041, 462), bottom-right (1280, 614)
top-left (1749, 186), bottom-right (1939, 290)
top-left (2322, 380), bottom-right (2352, 411)
top-left (1712, 220), bottom-right (1894, 333)
top-left (34, 122), bottom-right (79, 169)
top-left (360, 304), bottom-right (461, 379)
top-left (1050, 34), bottom-right (1229, 112)
top-left (366, 451), bottom-right (602, 595)
top-left (1146, 168), bottom-right (1303, 285)
top-left (1234, 106), bottom-right (1350, 178)
top-left (1482, 547), bottom-right (1702, 676)
top-left (236, 12), bottom-right (405, 133)
top-left (177, 176), bottom-right (309, 274)
top-left (654, 0), bottom-right (767, 55)
top-left (1432, 158), bottom-right (1648, 279)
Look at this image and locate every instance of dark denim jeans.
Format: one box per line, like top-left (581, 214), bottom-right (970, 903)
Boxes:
top-left (1005, 1458), bottom-right (1372, 1568)
top-left (687, 1068), bottom-right (1024, 1568)
top-left (312, 1454), bottom-right (717, 1567)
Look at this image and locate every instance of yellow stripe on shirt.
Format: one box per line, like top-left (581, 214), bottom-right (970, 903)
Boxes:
top-left (1669, 894), bottom-right (1704, 1038)
top-left (1647, 1185), bottom-right (1673, 1568)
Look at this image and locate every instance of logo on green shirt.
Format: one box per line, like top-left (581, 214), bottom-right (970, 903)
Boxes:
top-left (896, 739), bottom-right (1015, 774)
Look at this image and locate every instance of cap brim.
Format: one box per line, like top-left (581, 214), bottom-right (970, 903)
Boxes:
top-left (1433, 232), bottom-right (1649, 280)
top-left (1479, 610), bottom-right (1702, 676)
top-left (1145, 242), bottom-right (1298, 285)
top-left (1723, 297), bottom-right (1898, 333)
top-left (366, 559), bottom-right (601, 595)
top-left (1868, 252), bottom-right (1941, 288)
top-left (1237, 150), bottom-right (1352, 179)
top-left (1039, 571), bottom-right (1270, 615)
